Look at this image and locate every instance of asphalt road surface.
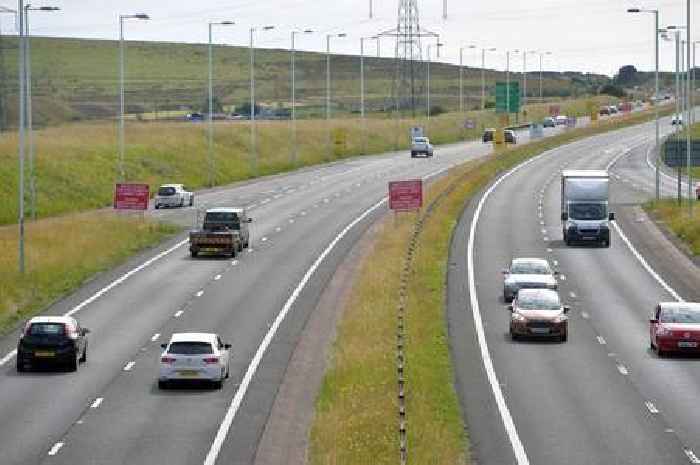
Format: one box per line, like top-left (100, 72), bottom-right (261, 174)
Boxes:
top-left (0, 125), bottom-right (559, 465)
top-left (448, 114), bottom-right (700, 465)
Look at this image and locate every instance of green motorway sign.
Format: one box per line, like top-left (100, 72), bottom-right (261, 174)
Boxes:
top-left (494, 82), bottom-right (521, 114)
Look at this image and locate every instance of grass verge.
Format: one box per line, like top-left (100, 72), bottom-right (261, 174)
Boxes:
top-left (0, 97), bottom-right (615, 225)
top-left (644, 200), bottom-right (700, 255)
top-left (309, 104), bottom-right (675, 464)
top-left (0, 212), bottom-right (180, 334)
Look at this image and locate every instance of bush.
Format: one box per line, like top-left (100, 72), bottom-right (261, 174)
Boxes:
top-left (429, 105), bottom-right (446, 116)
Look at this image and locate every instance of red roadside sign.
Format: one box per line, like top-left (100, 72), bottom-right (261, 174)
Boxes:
top-left (114, 183), bottom-right (150, 210)
top-left (389, 180), bottom-right (423, 211)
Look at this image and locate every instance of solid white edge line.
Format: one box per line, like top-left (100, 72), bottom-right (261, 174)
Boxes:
top-left (596, 336), bottom-right (607, 345)
top-left (151, 333), bottom-right (161, 342)
top-left (47, 442), bottom-right (64, 456)
top-left (610, 221), bottom-right (683, 302)
top-left (203, 163), bottom-right (452, 465)
top-left (0, 238), bottom-right (189, 367)
top-left (123, 361), bottom-right (135, 372)
top-left (466, 150), bottom-right (557, 465)
top-left (685, 448), bottom-right (700, 464)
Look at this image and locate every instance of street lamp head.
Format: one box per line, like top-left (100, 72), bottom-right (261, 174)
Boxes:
top-left (304, 29), bottom-right (314, 33)
top-left (338, 33), bottom-right (347, 38)
top-left (220, 21), bottom-right (235, 25)
top-left (39, 6), bottom-right (60, 11)
top-left (134, 14), bottom-right (150, 20)
top-left (627, 8), bottom-right (641, 13)
top-left (263, 25), bottom-right (275, 31)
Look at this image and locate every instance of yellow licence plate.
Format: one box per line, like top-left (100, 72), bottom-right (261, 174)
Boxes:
top-left (178, 370), bottom-right (199, 377)
top-left (34, 350), bottom-right (55, 357)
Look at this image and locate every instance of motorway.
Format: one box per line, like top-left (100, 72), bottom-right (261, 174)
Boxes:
top-left (448, 114), bottom-right (700, 465)
top-left (0, 125), bottom-right (554, 465)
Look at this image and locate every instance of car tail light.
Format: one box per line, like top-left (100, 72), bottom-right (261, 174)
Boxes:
top-left (161, 356), bottom-right (177, 364)
top-left (203, 357), bottom-right (219, 364)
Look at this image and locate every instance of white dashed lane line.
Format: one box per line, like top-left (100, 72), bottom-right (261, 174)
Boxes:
top-left (645, 401), bottom-right (659, 414)
top-left (596, 336), bottom-right (607, 345)
top-left (90, 397), bottom-right (104, 409)
top-left (231, 260), bottom-right (239, 266)
top-left (616, 364), bottom-right (629, 376)
top-left (196, 290), bottom-right (204, 297)
top-left (48, 442), bottom-right (64, 456)
top-left (214, 274), bottom-right (222, 281)
top-left (261, 237), bottom-right (268, 242)
top-left (174, 310), bottom-right (184, 318)
top-left (123, 361), bottom-right (136, 372)
top-left (151, 333), bottom-right (161, 342)
top-left (685, 449), bottom-right (700, 464)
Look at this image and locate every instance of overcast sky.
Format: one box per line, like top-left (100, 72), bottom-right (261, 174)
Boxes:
top-left (0, 0), bottom-right (698, 76)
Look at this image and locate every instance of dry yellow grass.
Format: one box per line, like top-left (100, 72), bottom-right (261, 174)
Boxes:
top-left (0, 211), bottom-right (179, 332)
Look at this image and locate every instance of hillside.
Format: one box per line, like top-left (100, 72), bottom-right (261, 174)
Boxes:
top-left (0, 36), bottom-right (610, 128)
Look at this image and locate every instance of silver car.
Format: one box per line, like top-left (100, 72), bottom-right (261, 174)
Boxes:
top-left (503, 258), bottom-right (558, 302)
top-left (411, 137), bottom-right (434, 158)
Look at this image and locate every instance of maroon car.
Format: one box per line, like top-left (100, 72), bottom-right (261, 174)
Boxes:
top-left (650, 303), bottom-right (700, 356)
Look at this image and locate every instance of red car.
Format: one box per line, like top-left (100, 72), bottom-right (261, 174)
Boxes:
top-left (650, 303), bottom-right (700, 356)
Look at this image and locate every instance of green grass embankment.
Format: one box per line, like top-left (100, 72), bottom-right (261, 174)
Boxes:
top-left (309, 103), bottom-right (675, 464)
top-left (644, 200), bottom-right (700, 255)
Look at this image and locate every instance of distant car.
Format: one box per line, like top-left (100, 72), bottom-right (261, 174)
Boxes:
top-left (543, 117), bottom-right (556, 128)
top-left (16, 316), bottom-right (89, 372)
top-left (608, 106), bottom-right (619, 114)
top-left (186, 112), bottom-right (204, 122)
top-left (159, 333), bottom-right (231, 389)
top-left (502, 257), bottom-right (558, 302)
top-left (482, 128), bottom-right (495, 142)
top-left (509, 289), bottom-right (570, 342)
top-left (155, 184), bottom-right (193, 209)
top-left (650, 303), bottom-right (700, 357)
top-left (671, 114), bottom-right (684, 126)
top-left (555, 115), bottom-right (569, 125)
top-left (505, 129), bottom-right (517, 144)
top-left (599, 106), bottom-right (610, 116)
top-left (411, 137), bottom-right (434, 157)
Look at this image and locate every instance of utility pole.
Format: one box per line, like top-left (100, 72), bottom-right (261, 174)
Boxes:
top-left (481, 47), bottom-right (496, 110)
top-left (249, 25), bottom-right (275, 177)
top-left (686, 0), bottom-right (692, 215)
top-left (291, 29), bottom-right (313, 166)
top-left (18, 0), bottom-right (26, 273)
top-left (325, 33), bottom-right (346, 161)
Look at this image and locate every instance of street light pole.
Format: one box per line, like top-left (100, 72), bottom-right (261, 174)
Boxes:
top-left (360, 36), bottom-right (379, 155)
top-left (325, 33), bottom-right (346, 161)
top-left (17, 0), bottom-right (25, 273)
top-left (291, 29), bottom-right (313, 166)
top-left (481, 47), bottom-right (496, 110)
top-left (207, 21), bottom-right (234, 188)
top-left (24, 5), bottom-right (59, 221)
top-left (118, 13), bottom-right (149, 181)
top-left (539, 51), bottom-right (551, 102)
top-left (459, 45), bottom-right (475, 115)
top-left (506, 50), bottom-right (519, 120)
top-left (686, 0), bottom-right (691, 214)
top-left (249, 25), bottom-right (275, 176)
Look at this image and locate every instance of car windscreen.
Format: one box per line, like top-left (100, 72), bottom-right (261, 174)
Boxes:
top-left (28, 323), bottom-right (65, 336)
top-left (158, 187), bottom-right (176, 196)
top-left (569, 203), bottom-right (606, 221)
top-left (660, 307), bottom-right (700, 324)
top-left (518, 293), bottom-right (561, 310)
top-left (168, 341), bottom-right (214, 355)
top-left (511, 262), bottom-right (550, 275)
top-left (204, 212), bottom-right (240, 230)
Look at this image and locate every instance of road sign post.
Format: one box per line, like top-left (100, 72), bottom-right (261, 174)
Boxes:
top-left (114, 183), bottom-right (149, 210)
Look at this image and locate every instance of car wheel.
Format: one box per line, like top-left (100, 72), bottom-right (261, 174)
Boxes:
top-left (155, 204), bottom-right (160, 210)
top-left (66, 352), bottom-right (78, 372)
top-left (510, 331), bottom-right (519, 341)
top-left (189, 196), bottom-right (194, 207)
top-left (560, 333), bottom-right (568, 343)
top-left (238, 242), bottom-right (243, 253)
top-left (212, 379), bottom-right (224, 390)
top-left (190, 250), bottom-right (198, 258)
top-left (158, 380), bottom-right (169, 390)
top-left (656, 346), bottom-right (666, 358)
top-left (180, 198), bottom-right (184, 207)
top-left (80, 342), bottom-right (87, 363)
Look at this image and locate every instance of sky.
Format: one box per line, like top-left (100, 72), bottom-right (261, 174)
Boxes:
top-left (0, 0), bottom-right (698, 76)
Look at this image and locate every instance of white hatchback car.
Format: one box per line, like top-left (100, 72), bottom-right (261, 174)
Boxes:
top-left (155, 184), bottom-right (193, 209)
top-left (158, 333), bottom-right (231, 389)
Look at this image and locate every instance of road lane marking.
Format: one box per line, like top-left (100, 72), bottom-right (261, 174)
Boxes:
top-left (275, 227), bottom-right (282, 232)
top-left (196, 290), bottom-right (204, 297)
top-left (203, 162), bottom-right (455, 465)
top-left (48, 442), bottom-right (64, 456)
top-left (123, 361), bottom-right (135, 372)
top-left (610, 222), bottom-right (684, 302)
top-left (581, 311), bottom-right (590, 319)
top-left (231, 260), bottom-right (239, 266)
top-left (596, 336), bottom-right (606, 345)
top-left (261, 237), bottom-right (268, 242)
top-left (214, 274), bottom-right (222, 281)
top-left (91, 397), bottom-right (104, 409)
top-left (685, 449), bottom-right (700, 464)
top-left (617, 364), bottom-right (629, 376)
top-left (559, 274), bottom-right (566, 280)
top-left (174, 310), bottom-right (184, 318)
top-left (645, 401), bottom-right (659, 414)
top-left (151, 333), bottom-right (160, 342)
top-left (569, 292), bottom-right (576, 299)
top-left (0, 238), bottom-right (190, 366)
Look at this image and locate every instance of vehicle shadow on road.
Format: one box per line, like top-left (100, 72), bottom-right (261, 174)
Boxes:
top-left (547, 239), bottom-right (607, 250)
top-left (646, 348), bottom-right (700, 361)
top-left (150, 380), bottom-right (221, 395)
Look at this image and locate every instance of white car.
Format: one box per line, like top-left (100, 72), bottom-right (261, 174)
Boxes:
top-left (503, 258), bottom-right (558, 302)
top-left (158, 333), bottom-right (231, 389)
top-left (554, 115), bottom-right (569, 126)
top-left (155, 184), bottom-right (193, 209)
top-left (671, 114), bottom-right (684, 126)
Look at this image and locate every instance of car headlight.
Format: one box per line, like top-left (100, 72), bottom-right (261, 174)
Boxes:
top-left (512, 313), bottom-right (527, 322)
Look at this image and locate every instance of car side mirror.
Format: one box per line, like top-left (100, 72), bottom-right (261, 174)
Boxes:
top-left (247, 218), bottom-right (253, 223)
top-left (649, 319), bottom-right (658, 324)
top-left (502, 269), bottom-right (509, 275)
top-left (223, 344), bottom-right (231, 350)
top-left (507, 305), bottom-right (514, 312)
top-left (561, 212), bottom-right (568, 221)
top-left (553, 270), bottom-right (560, 276)
top-left (563, 306), bottom-right (571, 314)
top-left (160, 343), bottom-right (167, 349)
top-left (608, 212), bottom-right (615, 221)
top-left (81, 328), bottom-right (90, 335)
